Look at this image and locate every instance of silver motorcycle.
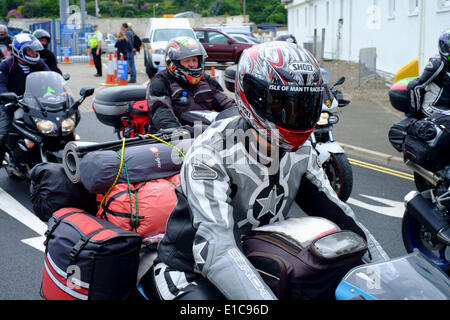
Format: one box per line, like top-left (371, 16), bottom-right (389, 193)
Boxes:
top-left (311, 76), bottom-right (353, 202)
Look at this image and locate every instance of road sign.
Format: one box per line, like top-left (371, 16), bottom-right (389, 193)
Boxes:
top-left (117, 59), bottom-right (128, 80)
top-left (61, 24), bottom-right (77, 40)
top-left (60, 46), bottom-right (72, 56)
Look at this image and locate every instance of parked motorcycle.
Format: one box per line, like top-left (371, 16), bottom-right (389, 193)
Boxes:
top-left (388, 76), bottom-right (450, 272)
top-left (402, 179), bottom-right (450, 273)
top-left (311, 76), bottom-right (353, 202)
top-left (0, 71), bottom-right (94, 179)
top-left (388, 75), bottom-right (434, 191)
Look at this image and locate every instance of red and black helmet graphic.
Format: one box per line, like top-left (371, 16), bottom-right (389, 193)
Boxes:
top-left (235, 41), bottom-right (324, 151)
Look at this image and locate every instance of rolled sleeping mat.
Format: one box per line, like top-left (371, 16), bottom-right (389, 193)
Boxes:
top-left (63, 141), bottom-right (99, 184)
top-left (79, 139), bottom-right (193, 194)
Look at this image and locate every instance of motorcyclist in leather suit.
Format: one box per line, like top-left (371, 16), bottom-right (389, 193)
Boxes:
top-left (0, 24), bottom-right (12, 61)
top-left (145, 36), bottom-right (235, 133)
top-left (407, 29), bottom-right (450, 118)
top-left (32, 29), bottom-right (62, 75)
top-left (140, 41), bottom-right (389, 300)
top-left (0, 34), bottom-right (49, 168)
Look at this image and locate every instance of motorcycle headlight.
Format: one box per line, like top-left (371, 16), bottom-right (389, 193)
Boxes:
top-left (61, 115), bottom-right (76, 135)
top-left (34, 118), bottom-right (57, 136)
top-left (329, 115), bottom-right (339, 125)
top-left (317, 113), bottom-right (330, 125)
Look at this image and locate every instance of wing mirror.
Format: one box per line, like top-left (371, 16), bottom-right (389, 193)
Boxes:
top-left (80, 87), bottom-right (95, 97)
top-left (333, 76), bottom-right (346, 87)
top-left (0, 92), bottom-right (19, 103)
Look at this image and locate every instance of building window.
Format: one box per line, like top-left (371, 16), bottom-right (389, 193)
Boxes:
top-left (438, 0), bottom-right (450, 11)
top-left (388, 0), bottom-right (396, 18)
top-left (326, 1), bottom-right (330, 25)
top-left (409, 0), bottom-right (419, 15)
top-left (314, 4), bottom-right (318, 27)
top-left (305, 7), bottom-right (308, 27)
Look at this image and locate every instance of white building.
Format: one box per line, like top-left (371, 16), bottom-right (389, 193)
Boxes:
top-left (282, 0), bottom-right (450, 75)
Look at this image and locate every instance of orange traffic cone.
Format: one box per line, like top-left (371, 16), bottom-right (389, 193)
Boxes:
top-left (88, 53), bottom-right (94, 67)
top-left (62, 55), bottom-right (71, 64)
top-left (101, 53), bottom-right (117, 86)
top-left (117, 54), bottom-right (128, 86)
top-left (210, 66), bottom-right (216, 79)
top-left (113, 51), bottom-right (118, 83)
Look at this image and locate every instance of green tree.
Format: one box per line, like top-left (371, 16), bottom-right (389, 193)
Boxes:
top-left (41, 0), bottom-right (59, 18)
top-left (22, 0), bottom-right (41, 18)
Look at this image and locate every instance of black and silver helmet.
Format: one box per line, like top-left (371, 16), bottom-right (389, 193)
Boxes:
top-left (32, 29), bottom-right (51, 49)
top-left (439, 29), bottom-right (450, 66)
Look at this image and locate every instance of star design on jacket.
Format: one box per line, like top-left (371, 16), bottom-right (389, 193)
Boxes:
top-left (193, 236), bottom-right (209, 271)
top-left (255, 185), bottom-right (284, 220)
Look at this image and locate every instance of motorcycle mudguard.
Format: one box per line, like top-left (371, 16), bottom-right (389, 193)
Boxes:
top-left (315, 142), bottom-right (345, 164)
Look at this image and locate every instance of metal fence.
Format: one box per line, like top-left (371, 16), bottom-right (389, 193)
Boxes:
top-left (30, 20), bottom-right (93, 63)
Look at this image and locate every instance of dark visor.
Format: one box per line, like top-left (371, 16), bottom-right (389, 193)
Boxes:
top-left (242, 74), bottom-right (323, 131)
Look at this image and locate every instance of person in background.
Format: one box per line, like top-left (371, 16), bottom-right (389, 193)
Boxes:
top-left (0, 24), bottom-right (12, 61)
top-left (114, 31), bottom-right (130, 61)
top-left (88, 24), bottom-right (103, 77)
top-left (122, 22), bottom-right (136, 83)
top-left (32, 29), bottom-right (62, 75)
top-left (407, 29), bottom-right (450, 118)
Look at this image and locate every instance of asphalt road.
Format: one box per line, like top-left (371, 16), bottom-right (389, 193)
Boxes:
top-left (0, 57), bottom-right (416, 300)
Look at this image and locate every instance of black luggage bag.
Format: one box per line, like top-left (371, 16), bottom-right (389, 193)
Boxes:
top-left (30, 163), bottom-right (97, 222)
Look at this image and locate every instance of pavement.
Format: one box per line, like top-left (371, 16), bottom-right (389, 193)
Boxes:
top-left (59, 54), bottom-right (408, 171)
top-left (332, 97), bottom-right (406, 169)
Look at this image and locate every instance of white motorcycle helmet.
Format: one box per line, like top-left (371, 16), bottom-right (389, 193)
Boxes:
top-left (11, 33), bottom-right (43, 65)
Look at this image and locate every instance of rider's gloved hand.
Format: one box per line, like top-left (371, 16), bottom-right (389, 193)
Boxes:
top-left (0, 104), bottom-right (16, 114)
top-left (159, 126), bottom-right (194, 139)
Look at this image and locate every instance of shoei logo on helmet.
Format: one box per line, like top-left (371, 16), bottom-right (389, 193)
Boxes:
top-left (289, 62), bottom-right (314, 73)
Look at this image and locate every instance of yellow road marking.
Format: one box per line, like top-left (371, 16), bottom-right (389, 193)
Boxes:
top-left (348, 158), bottom-right (414, 181)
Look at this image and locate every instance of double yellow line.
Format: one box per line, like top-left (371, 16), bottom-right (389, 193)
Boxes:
top-left (348, 158), bottom-right (414, 181)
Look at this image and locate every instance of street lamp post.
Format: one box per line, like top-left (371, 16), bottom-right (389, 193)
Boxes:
top-left (153, 3), bottom-right (159, 18)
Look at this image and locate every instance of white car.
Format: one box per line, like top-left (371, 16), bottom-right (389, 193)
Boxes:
top-left (228, 33), bottom-right (261, 44)
top-left (103, 33), bottom-right (116, 53)
top-left (142, 18), bottom-right (196, 78)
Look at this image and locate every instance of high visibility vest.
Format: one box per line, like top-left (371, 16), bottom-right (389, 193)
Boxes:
top-left (88, 30), bottom-right (101, 48)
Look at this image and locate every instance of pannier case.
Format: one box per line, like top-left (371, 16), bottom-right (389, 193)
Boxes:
top-left (42, 208), bottom-right (142, 300)
top-left (92, 85), bottom-right (147, 128)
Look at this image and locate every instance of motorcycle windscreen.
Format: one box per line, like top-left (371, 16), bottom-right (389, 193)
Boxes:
top-left (337, 250), bottom-right (450, 300)
top-left (23, 71), bottom-right (74, 109)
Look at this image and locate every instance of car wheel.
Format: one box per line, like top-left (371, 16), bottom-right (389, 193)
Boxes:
top-left (145, 54), bottom-right (157, 79)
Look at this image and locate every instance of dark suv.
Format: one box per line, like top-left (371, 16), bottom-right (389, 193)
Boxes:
top-left (193, 28), bottom-right (254, 64)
